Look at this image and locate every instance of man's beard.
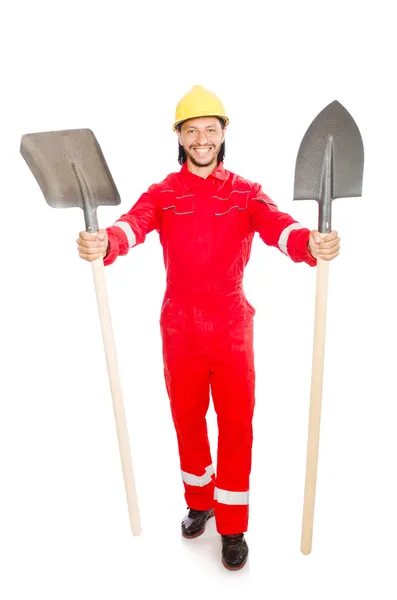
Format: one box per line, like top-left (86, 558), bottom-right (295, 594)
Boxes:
top-left (187, 146), bottom-right (219, 168)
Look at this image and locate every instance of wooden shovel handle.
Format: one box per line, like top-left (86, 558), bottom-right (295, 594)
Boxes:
top-left (91, 257), bottom-right (142, 536)
top-left (301, 249), bottom-right (329, 555)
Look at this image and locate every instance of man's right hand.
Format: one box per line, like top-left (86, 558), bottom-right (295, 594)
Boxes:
top-left (77, 229), bottom-right (109, 262)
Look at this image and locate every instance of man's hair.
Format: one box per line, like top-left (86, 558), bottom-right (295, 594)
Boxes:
top-left (176, 117), bottom-right (226, 165)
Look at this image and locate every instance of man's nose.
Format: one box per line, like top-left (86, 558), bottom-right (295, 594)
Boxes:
top-left (197, 131), bottom-right (209, 144)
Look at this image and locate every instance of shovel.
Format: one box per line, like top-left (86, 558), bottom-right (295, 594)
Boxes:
top-left (20, 129), bottom-right (141, 536)
top-left (293, 101), bottom-right (364, 554)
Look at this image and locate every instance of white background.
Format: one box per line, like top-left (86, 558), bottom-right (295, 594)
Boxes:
top-left (1, 1), bottom-right (396, 598)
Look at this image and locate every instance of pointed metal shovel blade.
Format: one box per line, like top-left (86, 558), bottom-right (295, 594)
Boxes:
top-left (20, 128), bottom-right (120, 232)
top-left (293, 101), bottom-right (364, 232)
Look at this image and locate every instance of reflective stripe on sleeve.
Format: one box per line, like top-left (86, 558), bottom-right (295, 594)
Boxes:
top-left (113, 220), bottom-right (136, 248)
top-left (278, 222), bottom-right (305, 257)
top-left (182, 464), bottom-right (215, 487)
top-left (214, 488), bottom-right (249, 505)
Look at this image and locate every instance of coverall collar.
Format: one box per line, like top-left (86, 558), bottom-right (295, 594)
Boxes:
top-left (179, 161), bottom-right (228, 192)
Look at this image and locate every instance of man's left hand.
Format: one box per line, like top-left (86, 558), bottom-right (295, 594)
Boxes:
top-left (308, 230), bottom-right (340, 261)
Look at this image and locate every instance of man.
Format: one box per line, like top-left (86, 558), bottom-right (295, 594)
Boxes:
top-left (77, 85), bottom-right (340, 570)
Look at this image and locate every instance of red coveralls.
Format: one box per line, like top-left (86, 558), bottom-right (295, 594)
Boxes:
top-left (104, 162), bottom-right (316, 534)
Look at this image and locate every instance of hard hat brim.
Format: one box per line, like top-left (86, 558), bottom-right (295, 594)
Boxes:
top-left (173, 113), bottom-right (230, 131)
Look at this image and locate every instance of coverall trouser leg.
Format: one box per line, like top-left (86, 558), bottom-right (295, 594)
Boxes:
top-left (210, 315), bottom-right (255, 534)
top-left (164, 351), bottom-right (215, 511)
top-left (161, 296), bottom-right (255, 534)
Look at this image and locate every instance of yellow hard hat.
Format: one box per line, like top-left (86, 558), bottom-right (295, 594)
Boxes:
top-left (173, 85), bottom-right (229, 131)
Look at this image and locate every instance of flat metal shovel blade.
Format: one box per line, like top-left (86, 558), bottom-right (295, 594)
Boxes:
top-left (20, 128), bottom-right (120, 231)
top-left (293, 101), bottom-right (364, 231)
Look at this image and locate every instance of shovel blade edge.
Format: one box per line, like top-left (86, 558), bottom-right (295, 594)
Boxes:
top-left (20, 128), bottom-right (121, 209)
top-left (293, 100), bottom-right (364, 203)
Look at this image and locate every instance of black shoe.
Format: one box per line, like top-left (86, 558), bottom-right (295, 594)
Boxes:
top-left (181, 508), bottom-right (215, 538)
top-left (221, 534), bottom-right (249, 570)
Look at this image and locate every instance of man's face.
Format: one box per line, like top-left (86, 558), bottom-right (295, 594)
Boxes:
top-left (177, 117), bottom-right (225, 168)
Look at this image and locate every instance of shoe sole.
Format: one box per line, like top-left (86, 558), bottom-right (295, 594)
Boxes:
top-left (222, 555), bottom-right (248, 571)
top-left (181, 510), bottom-right (215, 539)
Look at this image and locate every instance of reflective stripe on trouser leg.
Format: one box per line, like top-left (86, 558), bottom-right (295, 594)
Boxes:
top-left (161, 316), bottom-right (215, 510)
top-left (181, 464), bottom-right (215, 510)
top-left (214, 488), bottom-right (249, 505)
top-left (211, 312), bottom-right (255, 534)
top-left (182, 464), bottom-right (215, 487)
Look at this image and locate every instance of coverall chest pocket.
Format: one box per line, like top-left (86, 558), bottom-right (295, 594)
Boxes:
top-left (213, 190), bottom-right (249, 216)
top-left (213, 191), bottom-right (250, 237)
top-left (161, 194), bottom-right (195, 215)
top-left (161, 193), bottom-right (195, 240)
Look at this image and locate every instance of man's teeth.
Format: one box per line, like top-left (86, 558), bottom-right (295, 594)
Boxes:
top-left (194, 148), bottom-right (212, 154)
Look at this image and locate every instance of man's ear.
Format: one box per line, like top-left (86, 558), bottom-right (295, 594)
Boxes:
top-left (221, 126), bottom-right (227, 143)
top-left (177, 129), bottom-right (183, 145)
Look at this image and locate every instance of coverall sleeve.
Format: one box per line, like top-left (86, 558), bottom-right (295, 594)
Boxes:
top-left (249, 183), bottom-right (317, 266)
top-left (103, 186), bottom-right (161, 266)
